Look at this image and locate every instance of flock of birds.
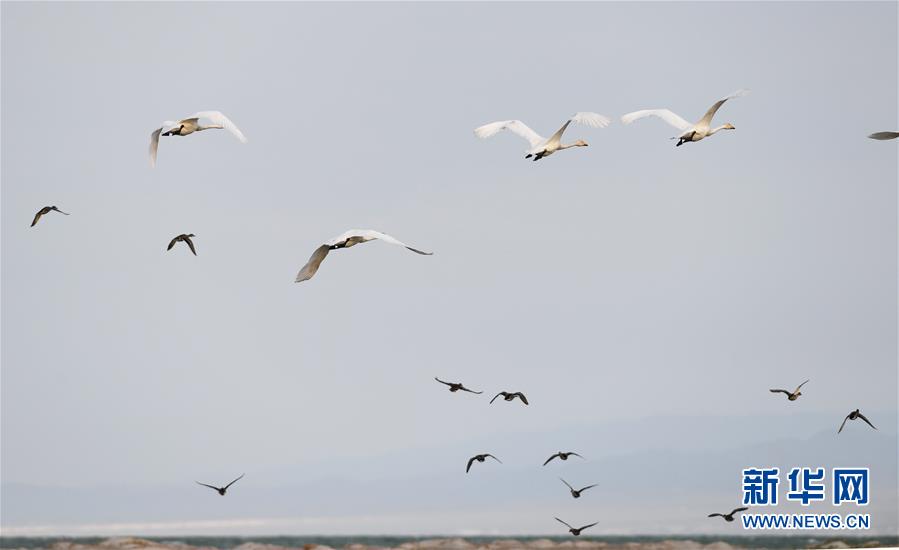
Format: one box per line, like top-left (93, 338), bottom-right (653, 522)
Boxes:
top-left (25, 87), bottom-right (894, 537)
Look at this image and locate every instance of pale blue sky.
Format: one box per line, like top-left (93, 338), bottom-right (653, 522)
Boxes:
top-left (1, 1), bottom-right (896, 537)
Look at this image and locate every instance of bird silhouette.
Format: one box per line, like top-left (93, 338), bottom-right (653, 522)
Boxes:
top-left (490, 391), bottom-right (528, 405)
top-left (708, 507), bottom-right (748, 522)
top-left (466, 453), bottom-right (501, 473)
top-left (167, 234), bottom-right (197, 256)
top-left (554, 517), bottom-right (598, 536)
top-left (195, 473), bottom-right (244, 496)
top-left (769, 379), bottom-right (809, 401)
top-left (543, 451), bottom-right (584, 466)
top-left (31, 206), bottom-right (69, 227)
top-left (838, 409), bottom-right (877, 433)
top-left (435, 377), bottom-right (482, 394)
top-left (559, 478), bottom-right (597, 499)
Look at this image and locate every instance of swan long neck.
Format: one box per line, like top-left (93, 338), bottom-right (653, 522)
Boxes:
top-left (559, 142), bottom-right (587, 150)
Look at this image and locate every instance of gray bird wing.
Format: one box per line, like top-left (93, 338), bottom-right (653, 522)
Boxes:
top-left (868, 132), bottom-right (899, 140)
top-left (838, 414), bottom-right (851, 433)
top-left (295, 244), bottom-right (331, 283)
top-left (224, 473), bottom-right (244, 489)
top-left (856, 412), bottom-right (877, 430)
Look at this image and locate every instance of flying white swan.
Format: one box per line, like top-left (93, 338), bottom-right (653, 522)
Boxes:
top-left (149, 111), bottom-right (247, 167)
top-left (474, 112), bottom-right (610, 161)
top-left (295, 229), bottom-right (433, 283)
top-left (621, 90), bottom-right (749, 146)
top-left (868, 132), bottom-right (899, 140)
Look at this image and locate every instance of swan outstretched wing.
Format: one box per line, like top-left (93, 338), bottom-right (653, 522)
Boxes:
top-left (295, 244), bottom-right (331, 283)
top-left (569, 112), bottom-right (611, 128)
top-left (547, 112), bottom-right (611, 142)
top-left (868, 131), bottom-right (899, 140)
top-left (149, 128), bottom-right (163, 168)
top-left (333, 229), bottom-right (433, 255)
top-left (475, 120), bottom-right (544, 147)
top-left (620, 109), bottom-right (692, 131)
top-left (698, 89), bottom-right (749, 127)
top-left (191, 111), bottom-right (248, 143)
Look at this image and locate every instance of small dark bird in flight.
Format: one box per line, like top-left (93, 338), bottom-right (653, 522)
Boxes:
top-left (554, 517), bottom-right (598, 536)
top-left (838, 409), bottom-right (877, 433)
top-left (868, 132), bottom-right (899, 140)
top-left (559, 478), bottom-right (597, 499)
top-left (490, 391), bottom-right (528, 405)
top-left (543, 451), bottom-right (584, 466)
top-left (195, 473), bottom-right (244, 495)
top-left (769, 379), bottom-right (809, 401)
top-left (708, 507), bottom-right (748, 522)
top-left (434, 377), bottom-right (482, 394)
top-left (31, 206), bottom-right (69, 227)
top-left (168, 234), bottom-right (197, 256)
top-left (466, 453), bottom-right (501, 473)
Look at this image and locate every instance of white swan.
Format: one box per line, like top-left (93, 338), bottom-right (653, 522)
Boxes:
top-left (149, 111), bottom-right (247, 167)
top-left (621, 90), bottom-right (749, 146)
top-left (295, 229), bottom-right (433, 283)
top-left (868, 132), bottom-right (899, 140)
top-left (474, 112), bottom-right (610, 161)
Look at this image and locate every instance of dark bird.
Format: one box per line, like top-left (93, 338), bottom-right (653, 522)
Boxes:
top-left (466, 453), bottom-right (501, 473)
top-left (868, 132), bottom-right (899, 140)
top-left (31, 206), bottom-right (69, 227)
top-left (769, 379), bottom-right (809, 401)
top-left (490, 391), bottom-right (528, 405)
top-left (435, 377), bottom-right (482, 394)
top-left (559, 478), bottom-right (597, 499)
top-left (708, 507), bottom-right (748, 522)
top-left (554, 517), bottom-right (598, 536)
top-left (167, 234), bottom-right (197, 256)
top-left (543, 451), bottom-right (584, 466)
top-left (195, 473), bottom-right (244, 496)
top-left (838, 409), bottom-right (877, 433)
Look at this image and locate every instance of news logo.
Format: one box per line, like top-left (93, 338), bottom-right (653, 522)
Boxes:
top-left (739, 467), bottom-right (871, 530)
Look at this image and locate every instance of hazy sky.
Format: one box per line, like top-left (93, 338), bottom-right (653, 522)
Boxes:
top-left (1, 1), bottom-right (897, 538)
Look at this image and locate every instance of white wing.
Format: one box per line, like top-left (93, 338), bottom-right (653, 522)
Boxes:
top-left (620, 109), bottom-right (693, 131)
top-left (149, 120), bottom-right (178, 167)
top-left (546, 112), bottom-right (612, 143)
top-left (190, 111), bottom-right (248, 143)
top-left (869, 131), bottom-right (899, 140)
top-left (295, 244), bottom-right (331, 283)
top-left (698, 89), bottom-right (749, 126)
top-left (149, 128), bottom-right (162, 168)
top-left (474, 120), bottom-right (544, 147)
top-left (569, 112), bottom-right (611, 128)
top-left (327, 229), bottom-right (433, 255)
